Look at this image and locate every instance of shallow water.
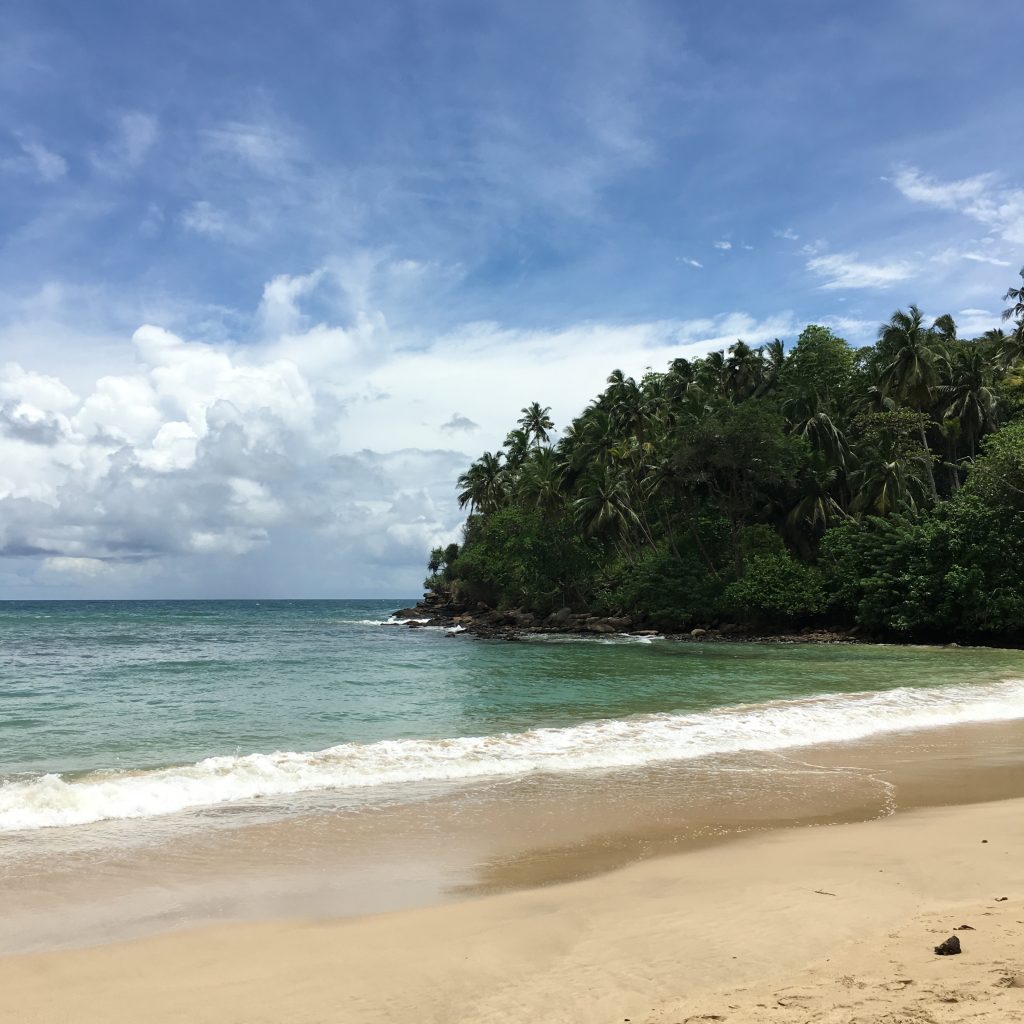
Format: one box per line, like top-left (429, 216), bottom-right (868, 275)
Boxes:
top-left (1, 598), bottom-right (1023, 836)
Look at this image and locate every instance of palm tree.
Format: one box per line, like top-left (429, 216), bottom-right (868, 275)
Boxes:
top-left (999, 268), bottom-right (1024, 367)
top-left (878, 306), bottom-right (945, 404)
top-left (456, 451), bottom-right (507, 514)
top-left (781, 389), bottom-right (851, 470)
top-left (604, 369), bottom-right (646, 440)
top-left (938, 346), bottom-right (998, 460)
top-left (931, 313), bottom-right (958, 344)
top-left (757, 338), bottom-right (785, 395)
top-left (573, 464), bottom-right (640, 546)
top-left (979, 327), bottom-right (1008, 362)
top-left (877, 305), bottom-right (945, 498)
top-left (517, 402), bottom-right (555, 447)
top-left (850, 450), bottom-right (932, 517)
top-left (565, 407), bottom-right (616, 473)
top-left (517, 447), bottom-right (565, 512)
top-left (1004, 266), bottom-right (1024, 322)
top-left (695, 351), bottom-right (728, 398)
top-left (503, 428), bottom-right (531, 472)
top-left (725, 340), bottom-right (762, 401)
top-left (782, 460), bottom-right (851, 555)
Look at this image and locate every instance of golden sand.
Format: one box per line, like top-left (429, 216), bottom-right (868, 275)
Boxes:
top-left (2, 795), bottom-right (1021, 1023)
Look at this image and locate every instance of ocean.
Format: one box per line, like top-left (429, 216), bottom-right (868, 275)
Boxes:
top-left (2, 598), bottom-right (1024, 838)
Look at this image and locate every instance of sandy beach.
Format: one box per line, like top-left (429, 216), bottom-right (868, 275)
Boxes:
top-left (2, 791), bottom-right (1021, 1023)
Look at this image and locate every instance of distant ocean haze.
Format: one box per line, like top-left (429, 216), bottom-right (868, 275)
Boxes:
top-left (1, 599), bottom-right (1024, 835)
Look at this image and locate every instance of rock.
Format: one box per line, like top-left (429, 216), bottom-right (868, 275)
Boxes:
top-left (407, 621), bottom-right (425, 629)
top-left (632, 629), bottom-right (659, 636)
top-left (690, 627), bottom-right (708, 638)
top-left (604, 616), bottom-right (633, 630)
top-left (551, 607), bottom-right (573, 625)
top-left (934, 935), bottom-right (961, 956)
top-left (393, 607), bottom-right (422, 619)
top-left (956, 924), bottom-right (975, 930)
top-left (588, 622), bottom-right (616, 634)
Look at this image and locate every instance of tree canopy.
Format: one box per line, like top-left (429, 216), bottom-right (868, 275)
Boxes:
top-left (428, 272), bottom-right (1024, 642)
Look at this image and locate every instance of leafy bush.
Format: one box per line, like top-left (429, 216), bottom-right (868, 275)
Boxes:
top-left (597, 542), bottom-right (726, 629)
top-left (819, 494), bottom-right (1024, 639)
top-left (722, 553), bottom-right (826, 625)
top-left (452, 505), bottom-right (596, 613)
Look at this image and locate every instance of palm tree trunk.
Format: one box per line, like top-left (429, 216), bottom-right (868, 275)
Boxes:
top-left (919, 422), bottom-right (938, 500)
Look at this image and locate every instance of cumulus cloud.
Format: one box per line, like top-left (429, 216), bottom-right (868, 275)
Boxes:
top-left (257, 269), bottom-right (325, 337)
top-left (807, 252), bottom-right (915, 290)
top-left (0, 265), bottom-right (805, 595)
top-left (713, 240), bottom-right (732, 250)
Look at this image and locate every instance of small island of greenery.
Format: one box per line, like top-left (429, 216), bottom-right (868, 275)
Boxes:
top-left (419, 270), bottom-right (1024, 645)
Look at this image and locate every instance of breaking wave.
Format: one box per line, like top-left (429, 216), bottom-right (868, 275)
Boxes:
top-left (2, 678), bottom-right (1023, 831)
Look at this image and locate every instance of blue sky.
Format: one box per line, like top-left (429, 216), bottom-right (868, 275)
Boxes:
top-left (1, 0), bottom-right (1022, 597)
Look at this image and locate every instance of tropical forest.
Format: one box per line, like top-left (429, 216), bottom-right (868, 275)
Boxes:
top-left (426, 270), bottom-right (1024, 643)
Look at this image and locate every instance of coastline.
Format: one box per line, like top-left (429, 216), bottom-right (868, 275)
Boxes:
top-left (394, 598), bottom-right (1024, 649)
top-left (2, 793), bottom-right (1021, 1023)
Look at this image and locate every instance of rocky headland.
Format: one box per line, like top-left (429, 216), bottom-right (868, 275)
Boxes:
top-left (391, 593), bottom-right (863, 645)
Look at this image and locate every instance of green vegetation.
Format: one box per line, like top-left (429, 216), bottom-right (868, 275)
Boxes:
top-left (429, 269), bottom-right (1024, 642)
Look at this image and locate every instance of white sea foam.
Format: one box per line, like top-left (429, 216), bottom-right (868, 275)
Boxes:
top-left (349, 617), bottom-right (431, 626)
top-left (2, 679), bottom-right (1023, 832)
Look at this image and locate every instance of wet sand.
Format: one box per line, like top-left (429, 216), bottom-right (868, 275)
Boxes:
top-left (1, 794), bottom-right (1022, 1023)
top-left (2, 717), bottom-right (1024, 958)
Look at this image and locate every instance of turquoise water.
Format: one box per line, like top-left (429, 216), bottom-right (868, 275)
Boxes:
top-left (1, 599), bottom-right (1023, 832)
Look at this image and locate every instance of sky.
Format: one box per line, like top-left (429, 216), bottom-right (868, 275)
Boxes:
top-left (0, 0), bottom-right (1022, 598)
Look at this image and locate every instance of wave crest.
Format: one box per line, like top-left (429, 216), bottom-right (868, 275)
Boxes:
top-left (2, 678), bottom-right (1022, 832)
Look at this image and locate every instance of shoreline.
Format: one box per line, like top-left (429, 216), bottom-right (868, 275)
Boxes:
top-left (2, 794), bottom-right (1021, 1023)
top-left (3, 716), bottom-right (1024, 959)
top-left (395, 600), bottom-right (1024, 649)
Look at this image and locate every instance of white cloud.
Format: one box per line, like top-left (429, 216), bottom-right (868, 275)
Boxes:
top-left (0, 264), bottom-right (800, 593)
top-left (961, 252), bottom-right (1012, 267)
top-left (1, 138), bottom-right (67, 182)
top-left (892, 167), bottom-right (992, 209)
top-left (257, 270), bottom-right (325, 336)
top-left (23, 140), bottom-right (66, 181)
top-left (931, 248), bottom-right (1012, 268)
top-left (818, 316), bottom-right (875, 341)
top-left (202, 120), bottom-right (303, 177)
top-left (893, 166), bottom-right (1024, 246)
top-left (807, 252), bottom-right (915, 290)
top-left (713, 240), bottom-right (731, 250)
top-left (950, 308), bottom-right (1005, 338)
top-left (775, 228), bottom-right (799, 241)
top-left (440, 413), bottom-right (480, 433)
top-left (91, 112), bottom-right (158, 176)
top-left (181, 200), bottom-right (235, 239)
top-left (680, 258), bottom-right (703, 268)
